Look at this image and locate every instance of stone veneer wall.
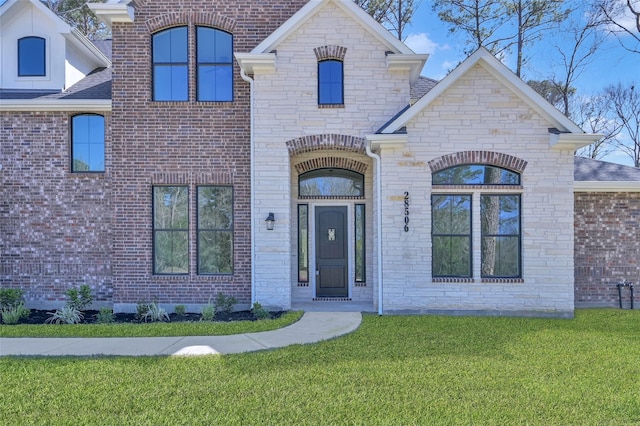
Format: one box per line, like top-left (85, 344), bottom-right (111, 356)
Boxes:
top-left (1, 111), bottom-right (113, 306)
top-left (107, 0), bottom-right (306, 309)
top-left (574, 192), bottom-right (640, 308)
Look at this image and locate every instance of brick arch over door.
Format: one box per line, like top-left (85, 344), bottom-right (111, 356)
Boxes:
top-left (286, 134), bottom-right (367, 156)
top-left (428, 151), bottom-right (528, 173)
top-left (146, 12), bottom-right (236, 33)
top-left (294, 157), bottom-right (368, 175)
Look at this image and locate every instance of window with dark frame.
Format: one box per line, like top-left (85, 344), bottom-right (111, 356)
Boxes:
top-left (298, 204), bottom-right (309, 282)
top-left (153, 186), bottom-right (189, 274)
top-left (431, 194), bottom-right (472, 277)
top-left (481, 194), bottom-right (521, 278)
top-left (355, 204), bottom-right (366, 282)
top-left (196, 27), bottom-right (233, 102)
top-left (299, 169), bottom-right (363, 198)
top-left (18, 36), bottom-right (46, 77)
top-left (152, 27), bottom-right (188, 101)
top-left (318, 59), bottom-right (343, 105)
top-left (71, 114), bottom-right (105, 173)
top-left (197, 186), bottom-right (233, 275)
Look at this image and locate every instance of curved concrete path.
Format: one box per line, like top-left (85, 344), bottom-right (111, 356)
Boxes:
top-left (0, 312), bottom-right (362, 357)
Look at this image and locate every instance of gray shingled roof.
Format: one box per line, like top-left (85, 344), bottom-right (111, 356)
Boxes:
top-left (410, 76), bottom-right (438, 103)
top-left (91, 39), bottom-right (112, 61)
top-left (0, 67), bottom-right (111, 101)
top-left (575, 156), bottom-right (640, 181)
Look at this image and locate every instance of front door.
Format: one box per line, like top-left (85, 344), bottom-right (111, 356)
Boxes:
top-left (315, 206), bottom-right (348, 297)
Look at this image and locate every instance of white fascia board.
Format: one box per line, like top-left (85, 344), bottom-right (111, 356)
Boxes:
top-left (386, 54), bottom-right (429, 84)
top-left (0, 99), bottom-right (112, 112)
top-left (574, 181), bottom-right (640, 192)
top-left (234, 53), bottom-right (277, 74)
top-left (550, 132), bottom-right (603, 150)
top-left (87, 2), bottom-right (134, 28)
top-left (365, 133), bottom-right (408, 150)
top-left (65, 28), bottom-right (112, 68)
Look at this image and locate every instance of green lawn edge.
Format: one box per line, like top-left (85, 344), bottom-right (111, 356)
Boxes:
top-left (0, 310), bottom-right (303, 337)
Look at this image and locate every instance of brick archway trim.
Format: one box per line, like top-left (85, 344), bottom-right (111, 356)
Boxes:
top-left (314, 45), bottom-right (347, 61)
top-left (286, 134), bottom-right (367, 156)
top-left (428, 151), bottom-right (528, 173)
top-left (146, 12), bottom-right (236, 34)
top-left (294, 157), bottom-right (368, 175)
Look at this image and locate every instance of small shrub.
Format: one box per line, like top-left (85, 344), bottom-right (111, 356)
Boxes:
top-left (140, 302), bottom-right (170, 323)
top-left (95, 307), bottom-right (115, 324)
top-left (65, 285), bottom-right (93, 311)
top-left (174, 304), bottom-right (186, 317)
top-left (136, 302), bottom-right (151, 320)
top-left (46, 306), bottom-right (84, 324)
top-left (0, 288), bottom-right (25, 309)
top-left (201, 302), bottom-right (215, 321)
top-left (214, 293), bottom-right (237, 314)
top-left (251, 302), bottom-right (271, 320)
top-left (1, 303), bottom-right (30, 325)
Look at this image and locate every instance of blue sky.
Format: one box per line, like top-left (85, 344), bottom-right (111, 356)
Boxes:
top-left (402, 1), bottom-right (639, 166)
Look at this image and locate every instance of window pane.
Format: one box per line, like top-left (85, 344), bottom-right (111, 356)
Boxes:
top-left (153, 187), bottom-right (188, 229)
top-left (198, 231), bottom-right (233, 274)
top-left (72, 115), bottom-right (105, 172)
top-left (198, 186), bottom-right (233, 229)
top-left (197, 27), bottom-right (232, 63)
top-left (318, 60), bottom-right (343, 104)
top-left (433, 236), bottom-right (471, 277)
top-left (154, 65), bottom-right (188, 101)
top-left (198, 65), bottom-right (233, 101)
top-left (154, 230), bottom-right (189, 274)
top-left (299, 169), bottom-right (363, 197)
top-left (298, 205), bottom-right (309, 282)
top-left (18, 37), bottom-right (45, 76)
top-left (481, 195), bottom-right (521, 277)
top-left (432, 195), bottom-right (471, 234)
top-left (153, 27), bottom-right (187, 63)
top-left (355, 204), bottom-right (365, 282)
top-left (433, 165), bottom-right (520, 185)
top-left (432, 194), bottom-right (472, 278)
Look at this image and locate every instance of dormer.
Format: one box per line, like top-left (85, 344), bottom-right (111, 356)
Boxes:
top-left (0, 0), bottom-right (111, 92)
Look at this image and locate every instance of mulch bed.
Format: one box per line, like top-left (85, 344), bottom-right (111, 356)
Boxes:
top-left (15, 309), bottom-right (284, 325)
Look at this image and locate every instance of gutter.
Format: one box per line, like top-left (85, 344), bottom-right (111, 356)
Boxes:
top-left (365, 143), bottom-right (383, 315)
top-left (240, 68), bottom-right (256, 305)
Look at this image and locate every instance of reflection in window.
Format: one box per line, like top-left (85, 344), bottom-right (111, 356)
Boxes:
top-left (198, 186), bottom-right (233, 274)
top-left (433, 165), bottom-right (520, 185)
top-left (355, 204), bottom-right (365, 282)
top-left (318, 59), bottom-right (343, 105)
top-left (153, 186), bottom-right (189, 274)
top-left (481, 195), bottom-right (521, 277)
top-left (298, 204), bottom-right (309, 282)
top-left (432, 195), bottom-right (472, 277)
top-left (72, 114), bottom-right (105, 172)
top-left (152, 27), bottom-right (188, 101)
top-left (197, 27), bottom-right (233, 101)
top-left (299, 169), bottom-right (364, 197)
top-left (18, 37), bottom-right (45, 76)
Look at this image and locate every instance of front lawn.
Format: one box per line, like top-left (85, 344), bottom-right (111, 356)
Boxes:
top-left (2, 309), bottom-right (639, 424)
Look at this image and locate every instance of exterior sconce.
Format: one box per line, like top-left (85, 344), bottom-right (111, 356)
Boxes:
top-left (265, 212), bottom-right (275, 230)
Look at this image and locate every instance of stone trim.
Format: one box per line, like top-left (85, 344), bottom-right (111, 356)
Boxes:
top-left (432, 278), bottom-right (475, 283)
top-left (355, 282), bottom-right (367, 287)
top-left (294, 157), bottom-right (368, 174)
top-left (428, 151), bottom-right (528, 173)
top-left (286, 134), bottom-right (367, 156)
top-left (314, 45), bottom-right (347, 61)
top-left (481, 278), bottom-right (525, 284)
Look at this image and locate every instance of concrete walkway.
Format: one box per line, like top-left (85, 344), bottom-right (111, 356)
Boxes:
top-left (0, 311), bottom-right (362, 357)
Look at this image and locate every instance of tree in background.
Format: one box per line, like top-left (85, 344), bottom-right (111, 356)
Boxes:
top-left (43, 0), bottom-right (109, 39)
top-left (604, 83), bottom-right (640, 167)
top-left (595, 0), bottom-right (640, 53)
top-left (354, 0), bottom-right (419, 41)
top-left (573, 94), bottom-right (623, 160)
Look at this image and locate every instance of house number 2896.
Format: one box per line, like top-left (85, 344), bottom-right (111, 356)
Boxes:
top-left (404, 191), bottom-right (410, 232)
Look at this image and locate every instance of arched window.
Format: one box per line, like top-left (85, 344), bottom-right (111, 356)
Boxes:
top-left (299, 169), bottom-right (363, 197)
top-left (71, 114), bottom-right (105, 172)
top-left (152, 27), bottom-right (188, 101)
top-left (18, 37), bottom-right (45, 77)
top-left (196, 27), bottom-right (233, 101)
top-left (432, 164), bottom-right (521, 279)
top-left (318, 59), bottom-right (343, 105)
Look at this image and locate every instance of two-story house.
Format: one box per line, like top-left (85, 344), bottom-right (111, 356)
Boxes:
top-left (1, 0), bottom-right (639, 316)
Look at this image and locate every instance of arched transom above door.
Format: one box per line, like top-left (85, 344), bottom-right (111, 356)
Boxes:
top-left (294, 157), bottom-right (368, 175)
top-left (286, 134), bottom-right (367, 156)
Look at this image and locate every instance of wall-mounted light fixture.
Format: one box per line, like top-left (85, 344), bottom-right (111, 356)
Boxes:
top-left (265, 212), bottom-right (275, 230)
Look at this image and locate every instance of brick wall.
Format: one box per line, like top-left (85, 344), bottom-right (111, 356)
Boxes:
top-left (574, 192), bottom-right (640, 308)
top-left (108, 0), bottom-right (306, 308)
top-left (1, 111), bottom-right (113, 306)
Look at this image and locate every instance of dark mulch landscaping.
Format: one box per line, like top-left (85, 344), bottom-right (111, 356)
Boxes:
top-left (17, 309), bottom-right (284, 325)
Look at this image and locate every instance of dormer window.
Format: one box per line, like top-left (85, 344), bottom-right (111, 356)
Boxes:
top-left (318, 59), bottom-right (343, 105)
top-left (18, 37), bottom-right (45, 77)
top-left (152, 27), bottom-right (188, 101)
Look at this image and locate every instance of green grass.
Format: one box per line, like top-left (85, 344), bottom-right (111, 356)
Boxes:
top-left (0, 311), bottom-right (303, 337)
top-left (1, 309), bottom-right (639, 424)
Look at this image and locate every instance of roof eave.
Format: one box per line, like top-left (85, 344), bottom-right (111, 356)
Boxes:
top-left (574, 181), bottom-right (640, 192)
top-left (365, 133), bottom-right (408, 150)
top-left (87, 2), bottom-right (134, 28)
top-left (235, 53), bottom-right (277, 74)
top-left (0, 99), bottom-right (112, 112)
top-left (387, 54), bottom-right (429, 84)
top-left (550, 133), bottom-right (603, 150)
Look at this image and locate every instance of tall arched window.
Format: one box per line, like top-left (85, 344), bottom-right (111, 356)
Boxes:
top-left (196, 27), bottom-right (233, 102)
top-left (18, 36), bottom-right (45, 77)
top-left (299, 169), bottom-right (363, 198)
top-left (432, 164), bottom-right (521, 279)
top-left (152, 27), bottom-right (188, 101)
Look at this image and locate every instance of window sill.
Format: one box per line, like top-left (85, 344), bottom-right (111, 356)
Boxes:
top-left (318, 104), bottom-right (345, 109)
top-left (481, 278), bottom-right (524, 284)
top-left (432, 277), bottom-right (475, 283)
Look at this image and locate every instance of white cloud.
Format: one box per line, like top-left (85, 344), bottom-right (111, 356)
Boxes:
top-left (404, 32), bottom-right (438, 54)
